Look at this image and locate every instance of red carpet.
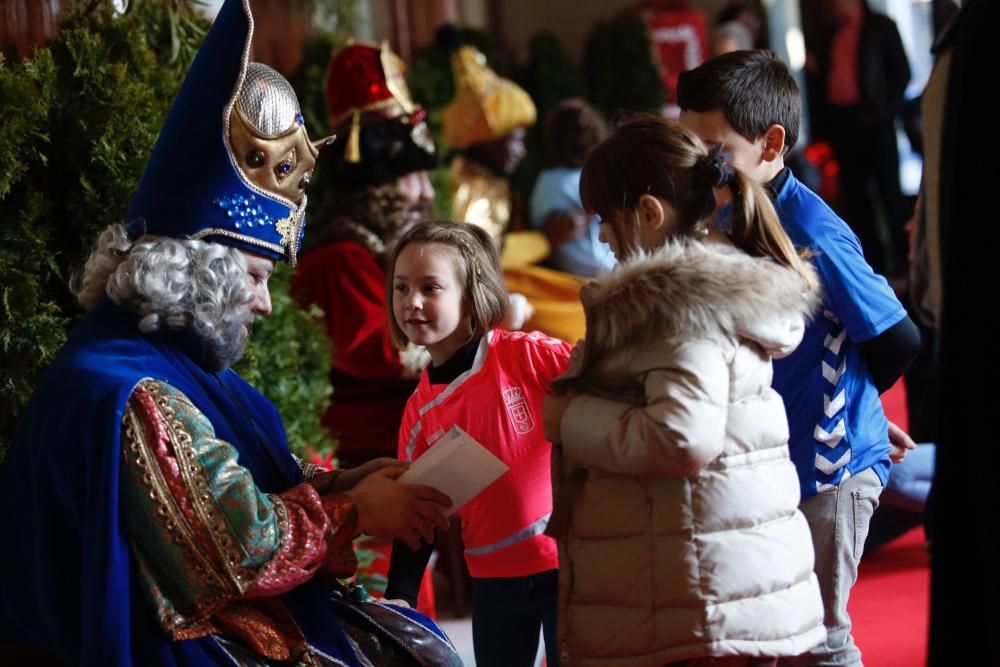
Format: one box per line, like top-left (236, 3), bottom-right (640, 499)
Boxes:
top-left (844, 380), bottom-right (928, 666)
top-left (849, 527), bottom-right (929, 666)
top-left (881, 378), bottom-right (909, 432)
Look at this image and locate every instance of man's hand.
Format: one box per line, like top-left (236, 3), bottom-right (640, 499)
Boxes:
top-left (543, 392), bottom-right (576, 444)
top-left (888, 420), bottom-right (917, 464)
top-left (346, 467), bottom-right (452, 550)
top-left (329, 457), bottom-right (407, 492)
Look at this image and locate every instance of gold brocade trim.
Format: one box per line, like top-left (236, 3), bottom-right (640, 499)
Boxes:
top-left (275, 215), bottom-right (296, 248)
top-left (270, 494), bottom-right (290, 554)
top-left (122, 383), bottom-right (234, 630)
top-left (380, 41), bottom-right (416, 116)
top-left (190, 228), bottom-right (285, 255)
top-left (295, 457), bottom-right (341, 494)
top-left (293, 454), bottom-right (324, 482)
top-left (149, 382), bottom-right (256, 594)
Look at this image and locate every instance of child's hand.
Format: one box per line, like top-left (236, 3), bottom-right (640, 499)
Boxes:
top-left (543, 392), bottom-right (577, 444)
top-left (502, 293), bottom-right (533, 330)
top-left (567, 339), bottom-right (586, 372)
top-left (887, 421), bottom-right (917, 463)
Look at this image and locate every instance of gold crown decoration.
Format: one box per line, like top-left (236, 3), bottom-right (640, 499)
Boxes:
top-left (441, 45), bottom-right (537, 150)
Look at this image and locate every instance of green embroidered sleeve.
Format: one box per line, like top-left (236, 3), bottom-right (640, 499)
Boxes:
top-left (120, 379), bottom-right (357, 638)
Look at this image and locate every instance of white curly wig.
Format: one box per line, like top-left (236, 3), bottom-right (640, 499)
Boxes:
top-left (73, 224), bottom-right (256, 369)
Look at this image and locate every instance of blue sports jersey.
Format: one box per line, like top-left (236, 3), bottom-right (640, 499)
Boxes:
top-left (771, 171), bottom-right (905, 500)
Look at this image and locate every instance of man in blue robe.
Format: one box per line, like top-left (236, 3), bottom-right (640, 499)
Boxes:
top-left (0, 1), bottom-right (457, 664)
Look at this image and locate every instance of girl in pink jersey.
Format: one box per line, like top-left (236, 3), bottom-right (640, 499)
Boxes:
top-left (384, 220), bottom-right (571, 667)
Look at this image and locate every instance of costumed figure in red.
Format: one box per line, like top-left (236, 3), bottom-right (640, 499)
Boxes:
top-left (291, 41), bottom-right (440, 613)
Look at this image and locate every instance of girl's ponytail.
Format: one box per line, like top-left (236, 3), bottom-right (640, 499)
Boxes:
top-left (725, 168), bottom-right (818, 291)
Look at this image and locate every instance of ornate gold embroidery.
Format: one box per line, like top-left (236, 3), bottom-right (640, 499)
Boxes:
top-left (275, 215), bottom-right (295, 248)
top-left (146, 382), bottom-right (256, 593)
top-left (122, 383), bottom-right (233, 629)
top-left (295, 455), bottom-right (325, 482)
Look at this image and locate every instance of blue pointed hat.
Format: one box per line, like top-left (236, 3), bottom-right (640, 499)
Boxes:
top-left (126, 0), bottom-right (328, 265)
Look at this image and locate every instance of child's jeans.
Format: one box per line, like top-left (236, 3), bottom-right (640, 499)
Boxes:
top-left (782, 467), bottom-right (883, 666)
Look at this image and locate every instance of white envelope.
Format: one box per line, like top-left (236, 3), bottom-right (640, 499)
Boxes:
top-left (398, 426), bottom-right (509, 515)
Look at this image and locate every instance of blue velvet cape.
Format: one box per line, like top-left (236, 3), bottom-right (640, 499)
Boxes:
top-left (0, 301), bottom-right (435, 665)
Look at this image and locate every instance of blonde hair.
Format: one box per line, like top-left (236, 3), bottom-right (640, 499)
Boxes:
top-left (386, 220), bottom-right (509, 348)
top-left (580, 113), bottom-right (816, 290)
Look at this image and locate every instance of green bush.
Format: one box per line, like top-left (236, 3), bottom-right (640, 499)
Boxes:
top-left (1, 1), bottom-right (199, 453)
top-left (0, 51), bottom-right (63, 444)
top-left (0, 2), bottom-right (334, 459)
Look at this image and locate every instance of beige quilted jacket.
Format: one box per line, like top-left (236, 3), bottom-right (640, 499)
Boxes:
top-left (552, 235), bottom-right (826, 666)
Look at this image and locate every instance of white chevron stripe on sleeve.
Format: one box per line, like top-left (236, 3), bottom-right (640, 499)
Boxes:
top-left (824, 389), bottom-right (846, 418)
top-left (815, 448), bottom-right (852, 475)
top-left (824, 328), bottom-right (848, 355)
top-left (822, 359), bottom-right (847, 385)
top-left (814, 419), bottom-right (846, 447)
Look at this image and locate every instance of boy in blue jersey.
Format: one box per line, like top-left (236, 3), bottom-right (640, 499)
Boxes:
top-left (678, 50), bottom-right (921, 666)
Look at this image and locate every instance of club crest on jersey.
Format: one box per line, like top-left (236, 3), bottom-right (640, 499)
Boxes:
top-left (502, 386), bottom-right (534, 434)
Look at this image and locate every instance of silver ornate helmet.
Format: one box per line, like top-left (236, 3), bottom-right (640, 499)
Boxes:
top-left (125, 0), bottom-right (332, 265)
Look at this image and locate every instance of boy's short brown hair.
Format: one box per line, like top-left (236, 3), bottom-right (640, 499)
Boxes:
top-left (677, 49), bottom-right (801, 151)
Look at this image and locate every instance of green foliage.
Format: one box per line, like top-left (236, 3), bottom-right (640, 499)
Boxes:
top-left (582, 15), bottom-right (665, 120)
top-left (0, 1), bottom-right (201, 452)
top-left (0, 52), bottom-right (56, 199)
top-left (519, 32), bottom-right (588, 114)
top-left (287, 29), bottom-right (340, 141)
top-left (0, 2), bottom-right (334, 460)
top-left (286, 29), bottom-right (345, 224)
top-left (0, 50), bottom-right (63, 436)
top-left (351, 535), bottom-right (388, 593)
top-left (310, 0), bottom-right (359, 35)
top-left (233, 264), bottom-right (334, 459)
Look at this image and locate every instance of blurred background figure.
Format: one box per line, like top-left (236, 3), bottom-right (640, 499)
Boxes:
top-left (530, 98), bottom-right (615, 278)
top-left (630, 0), bottom-right (708, 118)
top-left (709, 19), bottom-right (753, 56)
top-left (438, 25), bottom-right (591, 343)
top-left (440, 26), bottom-right (537, 245)
top-left (290, 41), bottom-right (439, 614)
top-left (808, 0), bottom-right (911, 279)
top-left (715, 0), bottom-right (768, 48)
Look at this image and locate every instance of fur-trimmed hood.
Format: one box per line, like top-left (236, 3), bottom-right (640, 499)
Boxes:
top-left (580, 234), bottom-right (821, 364)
